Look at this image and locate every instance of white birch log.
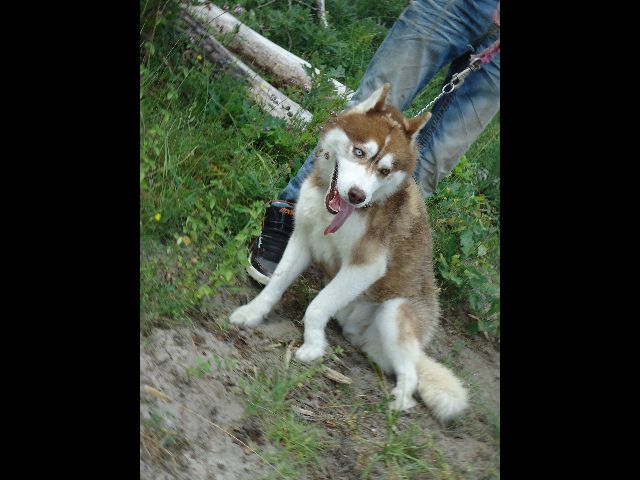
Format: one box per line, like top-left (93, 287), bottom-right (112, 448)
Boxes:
top-left (185, 2), bottom-right (352, 98)
top-left (181, 12), bottom-right (312, 125)
top-left (316, 0), bottom-right (328, 29)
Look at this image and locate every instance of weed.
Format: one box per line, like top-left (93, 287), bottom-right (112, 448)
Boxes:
top-left (186, 352), bottom-right (238, 378)
top-left (359, 407), bottom-right (457, 480)
top-left (428, 146), bottom-right (501, 335)
top-left (140, 406), bottom-right (189, 471)
top-left (239, 363), bottom-right (328, 479)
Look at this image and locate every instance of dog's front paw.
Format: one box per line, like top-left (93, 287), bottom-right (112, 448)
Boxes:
top-left (295, 341), bottom-right (327, 363)
top-left (229, 303), bottom-right (265, 328)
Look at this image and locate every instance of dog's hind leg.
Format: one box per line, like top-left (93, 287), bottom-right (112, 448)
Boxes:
top-left (334, 301), bottom-right (377, 348)
top-left (365, 298), bottom-right (468, 419)
top-left (362, 298), bottom-right (423, 411)
top-left (230, 229), bottom-right (311, 327)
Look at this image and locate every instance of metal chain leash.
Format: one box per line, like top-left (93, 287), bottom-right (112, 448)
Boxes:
top-left (413, 57), bottom-right (484, 118)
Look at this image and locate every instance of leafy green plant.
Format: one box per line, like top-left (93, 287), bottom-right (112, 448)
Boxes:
top-left (428, 149), bottom-right (500, 336)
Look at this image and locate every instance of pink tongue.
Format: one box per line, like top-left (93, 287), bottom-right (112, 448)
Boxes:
top-left (324, 194), bottom-right (355, 235)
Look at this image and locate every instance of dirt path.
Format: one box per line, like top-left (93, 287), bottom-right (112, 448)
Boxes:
top-left (140, 277), bottom-right (500, 479)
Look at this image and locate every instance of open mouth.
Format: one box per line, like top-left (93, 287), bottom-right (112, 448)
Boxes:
top-left (323, 162), bottom-right (356, 235)
top-left (325, 163), bottom-right (340, 215)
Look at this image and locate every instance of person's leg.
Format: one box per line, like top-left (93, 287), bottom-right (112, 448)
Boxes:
top-left (346, 0), bottom-right (499, 111)
top-left (279, 0), bottom-right (499, 202)
top-left (413, 30), bottom-right (500, 197)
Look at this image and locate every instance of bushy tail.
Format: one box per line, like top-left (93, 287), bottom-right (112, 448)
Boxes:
top-left (416, 353), bottom-right (468, 422)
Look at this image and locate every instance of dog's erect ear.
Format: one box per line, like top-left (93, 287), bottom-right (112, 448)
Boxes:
top-left (403, 112), bottom-right (431, 149)
top-left (346, 83), bottom-right (391, 114)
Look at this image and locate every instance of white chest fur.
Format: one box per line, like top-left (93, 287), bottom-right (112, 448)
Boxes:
top-left (294, 179), bottom-right (368, 271)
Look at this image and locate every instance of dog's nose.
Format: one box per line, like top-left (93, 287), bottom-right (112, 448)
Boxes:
top-left (348, 187), bottom-right (366, 205)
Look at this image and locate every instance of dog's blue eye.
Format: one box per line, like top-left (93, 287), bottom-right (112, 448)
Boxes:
top-left (354, 147), bottom-right (364, 158)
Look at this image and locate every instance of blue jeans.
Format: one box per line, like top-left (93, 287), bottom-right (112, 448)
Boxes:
top-left (280, 0), bottom-right (500, 201)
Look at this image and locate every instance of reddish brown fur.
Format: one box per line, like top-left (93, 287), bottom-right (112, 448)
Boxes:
top-left (334, 108), bottom-right (419, 176)
top-left (356, 180), bottom-right (438, 344)
top-left (315, 85), bottom-right (439, 345)
top-left (397, 302), bottom-right (420, 343)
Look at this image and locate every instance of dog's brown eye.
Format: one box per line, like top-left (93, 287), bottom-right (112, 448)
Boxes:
top-left (353, 147), bottom-right (364, 158)
top-left (379, 168), bottom-right (391, 176)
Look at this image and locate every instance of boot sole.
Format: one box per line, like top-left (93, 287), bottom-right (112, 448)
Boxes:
top-left (247, 256), bottom-right (271, 285)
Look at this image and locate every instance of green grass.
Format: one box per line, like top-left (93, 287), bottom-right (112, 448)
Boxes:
top-left (363, 425), bottom-right (456, 479)
top-left (186, 352), bottom-right (238, 379)
top-left (356, 401), bottom-right (457, 480)
top-left (240, 364), bottom-right (328, 479)
top-left (140, 237), bottom-right (197, 334)
top-left (140, 405), bottom-right (190, 472)
top-left (140, 60), bottom-right (299, 332)
top-left (239, 353), bottom-right (462, 480)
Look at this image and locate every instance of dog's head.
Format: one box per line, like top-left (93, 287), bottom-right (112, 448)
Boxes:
top-left (317, 83), bottom-right (430, 234)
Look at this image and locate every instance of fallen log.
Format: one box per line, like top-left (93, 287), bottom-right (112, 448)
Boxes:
top-left (185, 2), bottom-right (352, 98)
top-left (181, 12), bottom-right (312, 125)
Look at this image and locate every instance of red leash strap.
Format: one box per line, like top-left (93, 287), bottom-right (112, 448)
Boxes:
top-left (471, 3), bottom-right (500, 64)
top-left (472, 39), bottom-right (500, 64)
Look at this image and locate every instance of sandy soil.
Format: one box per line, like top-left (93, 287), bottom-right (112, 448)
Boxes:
top-left (140, 278), bottom-right (500, 479)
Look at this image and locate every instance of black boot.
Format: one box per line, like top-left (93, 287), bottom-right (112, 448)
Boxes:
top-left (247, 200), bottom-right (295, 285)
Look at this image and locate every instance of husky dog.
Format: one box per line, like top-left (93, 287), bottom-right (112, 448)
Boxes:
top-left (230, 84), bottom-right (468, 421)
